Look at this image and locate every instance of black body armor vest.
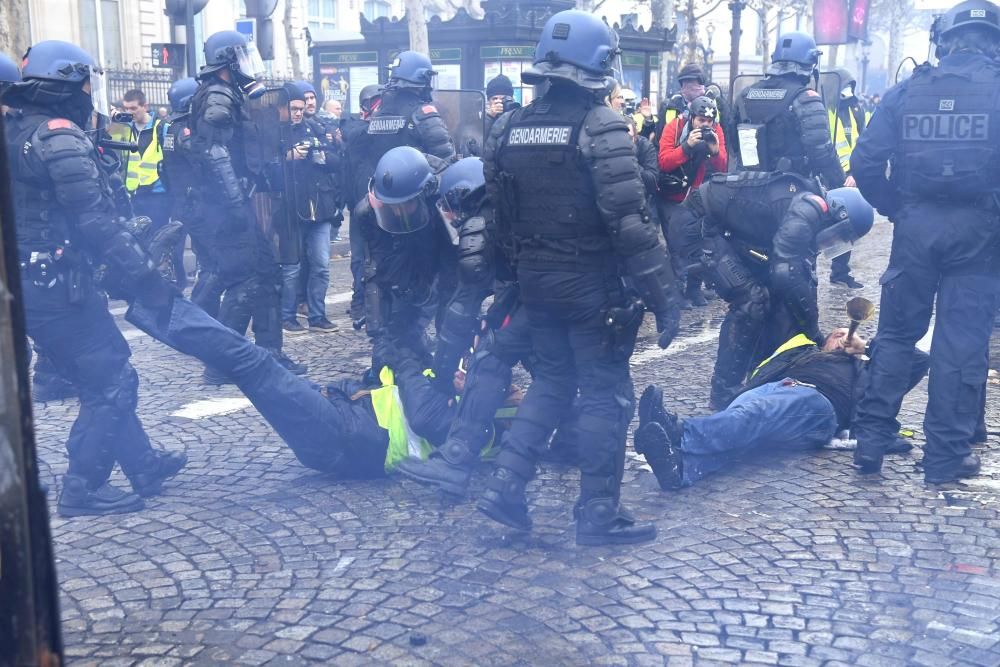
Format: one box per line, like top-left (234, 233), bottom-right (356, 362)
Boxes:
top-left (736, 76), bottom-right (810, 174)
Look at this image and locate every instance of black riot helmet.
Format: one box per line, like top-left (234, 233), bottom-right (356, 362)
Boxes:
top-left (201, 30), bottom-right (266, 98)
top-left (359, 84), bottom-right (382, 117)
top-left (934, 0), bottom-right (1000, 54)
top-left (0, 52), bottom-right (20, 90)
top-left (368, 146), bottom-right (440, 234)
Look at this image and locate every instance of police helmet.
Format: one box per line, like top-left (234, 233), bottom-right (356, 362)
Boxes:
top-left (359, 84), bottom-right (382, 114)
top-left (202, 30), bottom-right (265, 94)
top-left (688, 95), bottom-right (718, 122)
top-left (816, 188), bottom-right (875, 259)
top-left (937, 0), bottom-right (1000, 41)
top-left (21, 40), bottom-right (97, 84)
top-left (436, 157), bottom-right (485, 241)
top-left (386, 51), bottom-right (436, 90)
top-left (522, 10), bottom-right (620, 91)
top-left (168, 77), bottom-right (198, 112)
top-left (771, 31), bottom-right (822, 68)
top-left (0, 52), bottom-right (21, 85)
top-left (368, 146), bottom-right (440, 234)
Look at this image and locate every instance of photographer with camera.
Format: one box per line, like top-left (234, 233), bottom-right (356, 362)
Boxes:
top-left (485, 74), bottom-right (519, 134)
top-left (657, 95), bottom-right (727, 307)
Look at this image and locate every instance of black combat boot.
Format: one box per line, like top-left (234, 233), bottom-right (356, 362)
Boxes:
top-left (853, 441), bottom-right (884, 474)
top-left (128, 450), bottom-right (189, 498)
top-left (32, 372), bottom-right (78, 402)
top-left (58, 475), bottom-right (145, 517)
top-left (634, 385), bottom-right (685, 490)
top-left (575, 496), bottom-right (657, 546)
top-left (925, 453), bottom-right (981, 485)
top-left (478, 449), bottom-right (534, 531)
top-left (397, 436), bottom-right (480, 496)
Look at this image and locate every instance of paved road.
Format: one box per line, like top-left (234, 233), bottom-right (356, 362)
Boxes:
top-left (32, 220), bottom-right (1000, 666)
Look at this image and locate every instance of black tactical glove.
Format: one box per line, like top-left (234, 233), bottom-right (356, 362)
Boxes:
top-left (654, 293), bottom-right (683, 349)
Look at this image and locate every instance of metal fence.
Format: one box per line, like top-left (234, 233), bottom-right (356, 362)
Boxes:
top-left (107, 67), bottom-right (298, 112)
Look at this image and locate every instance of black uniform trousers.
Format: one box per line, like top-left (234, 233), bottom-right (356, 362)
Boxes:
top-left (493, 269), bottom-right (639, 499)
top-left (854, 202), bottom-right (1000, 477)
top-left (21, 271), bottom-right (154, 487)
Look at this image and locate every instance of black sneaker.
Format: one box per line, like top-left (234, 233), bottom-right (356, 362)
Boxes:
top-left (129, 450), bottom-right (188, 498)
top-left (309, 318), bottom-right (338, 333)
top-left (283, 319), bottom-right (308, 335)
top-left (831, 275), bottom-right (864, 289)
top-left (270, 349), bottom-right (308, 375)
top-left (32, 376), bottom-right (78, 402)
top-left (58, 475), bottom-right (145, 517)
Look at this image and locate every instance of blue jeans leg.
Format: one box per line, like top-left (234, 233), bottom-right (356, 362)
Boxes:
top-left (680, 381), bottom-right (839, 485)
top-left (304, 221), bottom-right (331, 322)
top-left (281, 263), bottom-right (301, 322)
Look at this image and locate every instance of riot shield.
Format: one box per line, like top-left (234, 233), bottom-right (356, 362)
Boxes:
top-left (432, 90), bottom-right (487, 158)
top-left (247, 87), bottom-right (300, 265)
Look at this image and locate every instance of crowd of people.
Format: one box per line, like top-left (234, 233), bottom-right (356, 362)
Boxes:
top-left (1, 0), bottom-right (996, 546)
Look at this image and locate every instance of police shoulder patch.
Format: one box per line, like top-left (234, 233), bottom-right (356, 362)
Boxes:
top-left (46, 118), bottom-right (73, 130)
top-left (746, 88), bottom-right (788, 100)
top-left (805, 90), bottom-right (821, 97)
top-left (421, 104), bottom-right (438, 114)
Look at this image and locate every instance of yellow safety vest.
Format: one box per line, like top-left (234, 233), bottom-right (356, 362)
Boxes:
top-left (125, 119), bottom-right (163, 193)
top-left (371, 366), bottom-right (500, 472)
top-left (750, 333), bottom-right (816, 379)
top-left (829, 109), bottom-right (861, 173)
top-left (632, 111), bottom-right (658, 134)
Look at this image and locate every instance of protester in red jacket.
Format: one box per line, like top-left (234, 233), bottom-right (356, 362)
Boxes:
top-left (657, 95), bottom-right (727, 307)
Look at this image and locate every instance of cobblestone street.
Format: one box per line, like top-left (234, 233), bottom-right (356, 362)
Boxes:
top-left (32, 220), bottom-right (1000, 666)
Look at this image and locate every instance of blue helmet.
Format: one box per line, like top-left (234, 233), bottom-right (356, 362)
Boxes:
top-left (21, 40), bottom-right (98, 83)
top-left (202, 30), bottom-right (264, 91)
top-left (368, 146), bottom-right (439, 234)
top-left (436, 157), bottom-right (485, 230)
top-left (387, 51), bottom-right (436, 90)
top-left (770, 31), bottom-right (822, 69)
top-left (522, 10), bottom-right (620, 90)
top-left (0, 52), bottom-right (21, 85)
top-left (168, 77), bottom-right (198, 111)
top-left (817, 188), bottom-right (875, 259)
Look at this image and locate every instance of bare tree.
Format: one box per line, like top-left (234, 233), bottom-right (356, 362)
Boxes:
top-left (0, 0), bottom-right (30, 60)
top-left (424, 0), bottom-right (485, 19)
top-left (576, 0), bottom-right (609, 12)
top-left (283, 0), bottom-right (303, 80)
top-left (405, 0), bottom-right (430, 55)
top-left (869, 0), bottom-right (932, 78)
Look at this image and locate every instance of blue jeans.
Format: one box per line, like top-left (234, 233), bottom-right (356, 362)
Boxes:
top-left (680, 380), bottom-right (839, 485)
top-left (281, 221), bottom-right (331, 322)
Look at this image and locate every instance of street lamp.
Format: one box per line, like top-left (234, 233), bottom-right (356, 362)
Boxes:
top-left (860, 39), bottom-right (872, 95)
top-left (729, 0), bottom-right (746, 90)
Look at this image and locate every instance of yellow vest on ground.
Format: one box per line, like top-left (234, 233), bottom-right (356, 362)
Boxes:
top-left (750, 334), bottom-right (817, 379)
top-left (125, 119), bottom-right (163, 193)
top-left (370, 366), bottom-right (434, 472)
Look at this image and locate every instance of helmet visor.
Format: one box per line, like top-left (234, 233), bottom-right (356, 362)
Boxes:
top-left (88, 66), bottom-right (109, 117)
top-left (815, 219), bottom-right (857, 259)
top-left (369, 187), bottom-right (431, 234)
top-left (235, 43), bottom-right (266, 79)
top-left (435, 197), bottom-right (463, 245)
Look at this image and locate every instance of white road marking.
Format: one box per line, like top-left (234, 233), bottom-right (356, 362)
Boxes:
top-left (630, 327), bottom-right (722, 367)
top-left (171, 397), bottom-right (253, 419)
top-left (331, 556), bottom-right (355, 575)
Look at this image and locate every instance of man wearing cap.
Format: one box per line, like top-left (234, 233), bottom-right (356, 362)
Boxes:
top-left (657, 95), bottom-right (728, 307)
top-left (655, 63), bottom-right (706, 143)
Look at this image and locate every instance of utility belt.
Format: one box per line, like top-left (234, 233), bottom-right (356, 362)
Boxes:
top-left (18, 247), bottom-right (90, 302)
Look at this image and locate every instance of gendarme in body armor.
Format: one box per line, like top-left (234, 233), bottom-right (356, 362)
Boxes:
top-left (733, 31), bottom-right (845, 188)
top-left (850, 0), bottom-right (1000, 485)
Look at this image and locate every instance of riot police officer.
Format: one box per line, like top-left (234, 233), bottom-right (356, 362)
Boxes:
top-left (478, 10), bottom-right (681, 546)
top-left (160, 78), bottom-right (202, 297)
top-left (0, 52), bottom-right (19, 110)
top-left (732, 31), bottom-right (845, 189)
top-left (670, 173), bottom-right (874, 409)
top-left (4, 41), bottom-right (187, 516)
top-left (189, 30), bottom-right (305, 381)
top-left (850, 0), bottom-right (1000, 484)
top-left (357, 50), bottom-right (455, 185)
